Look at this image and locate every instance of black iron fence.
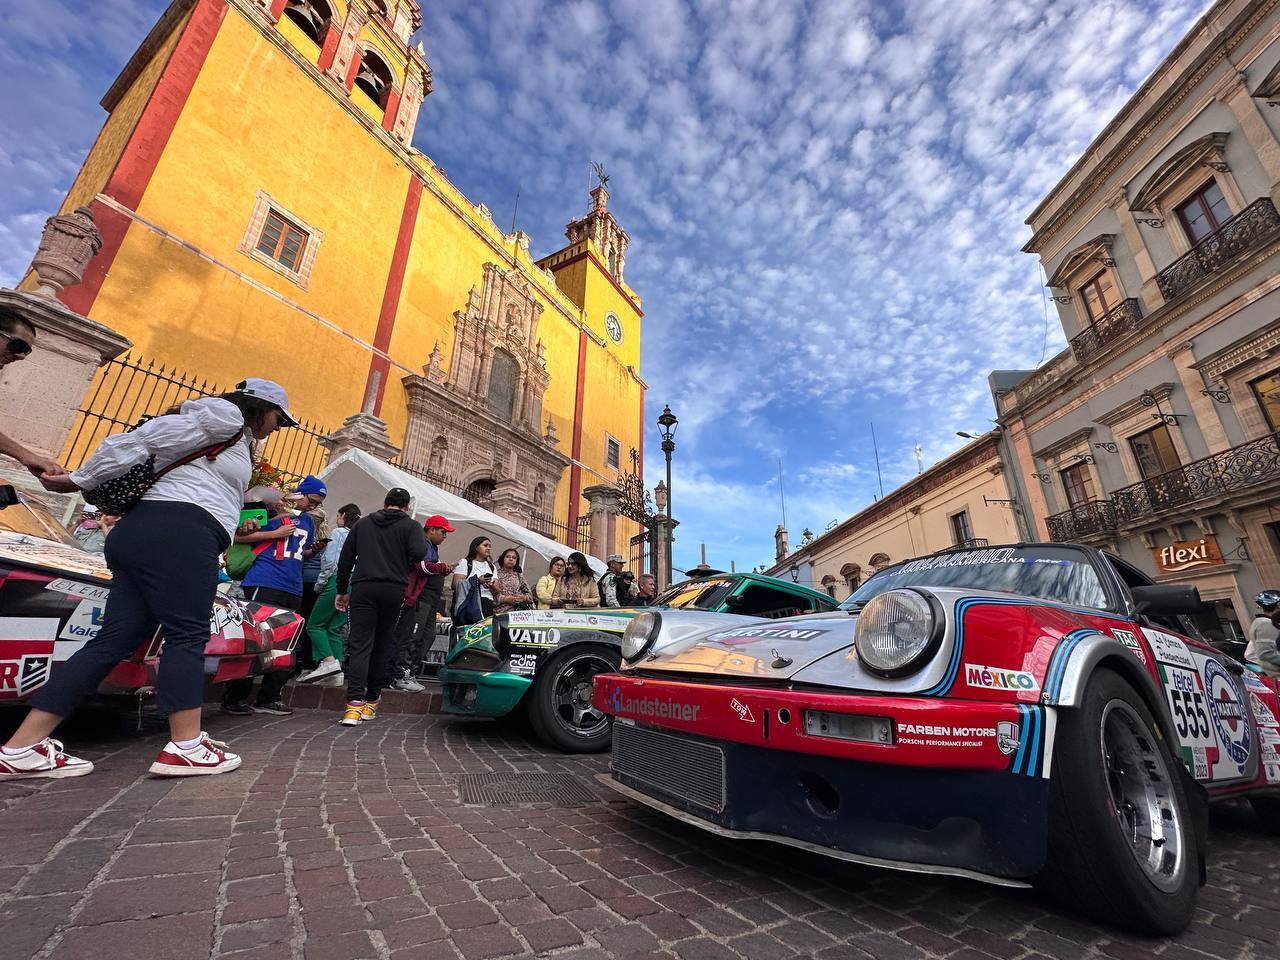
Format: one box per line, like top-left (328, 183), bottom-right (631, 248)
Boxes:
top-left (1045, 433), bottom-right (1280, 540)
top-left (629, 530), bottom-right (649, 573)
top-left (61, 354), bottom-right (333, 480)
top-left (1111, 431), bottom-right (1280, 522)
top-left (1156, 197), bottom-right (1280, 302)
top-left (1069, 298), bottom-right (1144, 364)
top-left (1046, 499), bottom-right (1117, 542)
top-left (576, 516), bottom-right (591, 553)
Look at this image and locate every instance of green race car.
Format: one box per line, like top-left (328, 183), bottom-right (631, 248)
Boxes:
top-left (439, 572), bottom-right (838, 752)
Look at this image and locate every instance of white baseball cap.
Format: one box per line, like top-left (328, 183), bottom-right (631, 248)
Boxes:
top-left (234, 378), bottom-right (298, 426)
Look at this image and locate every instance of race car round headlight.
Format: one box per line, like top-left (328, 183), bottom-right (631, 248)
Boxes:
top-left (621, 611), bottom-right (662, 661)
top-left (854, 589), bottom-right (942, 677)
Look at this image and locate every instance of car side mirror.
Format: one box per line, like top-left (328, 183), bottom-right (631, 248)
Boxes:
top-left (1131, 583), bottom-right (1202, 617)
top-left (724, 595), bottom-right (744, 610)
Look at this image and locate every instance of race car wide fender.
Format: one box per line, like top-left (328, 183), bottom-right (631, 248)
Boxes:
top-left (1050, 632), bottom-right (1208, 884)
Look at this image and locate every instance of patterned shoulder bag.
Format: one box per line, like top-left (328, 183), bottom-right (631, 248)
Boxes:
top-left (82, 417), bottom-right (244, 515)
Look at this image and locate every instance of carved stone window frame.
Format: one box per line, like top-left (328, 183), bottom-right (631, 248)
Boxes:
top-left (238, 190), bottom-right (323, 289)
top-left (1128, 133), bottom-right (1246, 256)
top-left (1097, 384), bottom-right (1193, 486)
top-left (604, 433), bottom-right (622, 472)
top-left (1033, 427), bottom-right (1101, 513)
top-left (1198, 319), bottom-right (1280, 441)
top-left (1045, 235), bottom-right (1129, 332)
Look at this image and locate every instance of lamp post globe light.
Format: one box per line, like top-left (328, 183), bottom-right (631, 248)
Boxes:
top-left (657, 404), bottom-right (678, 588)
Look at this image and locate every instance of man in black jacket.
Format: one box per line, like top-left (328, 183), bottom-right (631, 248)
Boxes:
top-left (334, 487), bottom-right (426, 725)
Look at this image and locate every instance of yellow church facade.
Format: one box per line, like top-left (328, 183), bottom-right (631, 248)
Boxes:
top-left (30, 0), bottom-right (647, 551)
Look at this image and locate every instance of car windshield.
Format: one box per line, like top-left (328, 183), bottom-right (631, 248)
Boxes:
top-left (839, 545), bottom-right (1110, 611)
top-left (655, 577), bottom-right (737, 610)
top-left (0, 490), bottom-right (82, 548)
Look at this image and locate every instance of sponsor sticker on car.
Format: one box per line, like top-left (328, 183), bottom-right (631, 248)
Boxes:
top-left (1249, 691), bottom-right (1280, 784)
top-left (508, 653), bottom-right (538, 676)
top-left (1159, 663), bottom-right (1216, 779)
top-left (44, 578), bottom-right (110, 603)
top-left (707, 626), bottom-right (829, 646)
top-left (964, 663), bottom-right (1039, 692)
top-left (510, 628), bottom-right (561, 647)
top-left (1110, 628), bottom-right (1148, 666)
top-left (1203, 659), bottom-right (1252, 773)
top-left (1145, 629), bottom-right (1196, 669)
top-left (58, 599), bottom-right (105, 642)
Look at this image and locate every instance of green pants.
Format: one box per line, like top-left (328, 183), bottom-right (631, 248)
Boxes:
top-left (306, 580), bottom-right (347, 662)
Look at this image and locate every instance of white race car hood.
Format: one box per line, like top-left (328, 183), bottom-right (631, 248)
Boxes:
top-left (640, 610), bottom-right (856, 680)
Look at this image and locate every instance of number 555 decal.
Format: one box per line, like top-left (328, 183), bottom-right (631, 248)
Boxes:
top-left (1159, 663), bottom-right (1217, 779)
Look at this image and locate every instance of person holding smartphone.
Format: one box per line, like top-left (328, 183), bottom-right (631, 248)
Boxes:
top-left (452, 536), bottom-right (496, 619)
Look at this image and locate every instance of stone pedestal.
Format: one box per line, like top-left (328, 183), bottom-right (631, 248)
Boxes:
top-left (581, 484), bottom-right (622, 561)
top-left (488, 478), bottom-right (531, 525)
top-left (320, 411), bottom-right (401, 463)
top-left (0, 288), bottom-right (130, 461)
top-left (650, 515), bottom-right (679, 590)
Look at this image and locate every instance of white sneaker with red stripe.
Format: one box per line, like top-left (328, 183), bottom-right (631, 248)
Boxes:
top-left (0, 738), bottom-right (94, 780)
top-left (148, 733), bottom-right (242, 777)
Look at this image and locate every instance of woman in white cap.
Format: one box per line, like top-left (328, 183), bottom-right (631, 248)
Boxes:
top-left (0, 378), bottom-right (296, 780)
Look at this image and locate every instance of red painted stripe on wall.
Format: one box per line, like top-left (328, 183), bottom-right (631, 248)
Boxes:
top-left (316, 22), bottom-right (341, 70)
top-left (268, 0), bottom-right (287, 20)
top-left (364, 175), bottom-right (423, 415)
top-left (381, 88), bottom-right (401, 132)
top-left (566, 330), bottom-right (588, 533)
top-left (61, 0), bottom-right (226, 317)
top-left (638, 387), bottom-right (645, 485)
top-left (344, 50), bottom-right (363, 91)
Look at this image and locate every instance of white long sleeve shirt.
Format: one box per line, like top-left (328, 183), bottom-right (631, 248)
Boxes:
top-left (70, 397), bottom-right (251, 539)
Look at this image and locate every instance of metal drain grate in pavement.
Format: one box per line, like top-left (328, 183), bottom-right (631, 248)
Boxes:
top-left (457, 772), bottom-right (595, 806)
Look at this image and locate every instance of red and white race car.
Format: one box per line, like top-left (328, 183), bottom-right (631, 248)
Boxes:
top-left (0, 494), bottom-right (302, 704)
top-left (594, 542), bottom-right (1280, 935)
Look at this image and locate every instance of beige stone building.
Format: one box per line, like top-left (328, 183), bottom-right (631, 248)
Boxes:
top-left (765, 433), bottom-right (1021, 598)
top-left (993, 0), bottom-right (1280, 644)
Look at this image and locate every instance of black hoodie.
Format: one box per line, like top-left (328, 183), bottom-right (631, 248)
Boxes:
top-left (335, 508), bottom-right (427, 594)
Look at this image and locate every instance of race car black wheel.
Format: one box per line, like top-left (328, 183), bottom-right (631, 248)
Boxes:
top-left (1041, 667), bottom-right (1198, 935)
top-left (527, 645), bottom-right (619, 753)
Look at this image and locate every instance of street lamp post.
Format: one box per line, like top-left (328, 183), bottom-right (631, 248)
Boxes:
top-left (657, 404), bottom-right (678, 586)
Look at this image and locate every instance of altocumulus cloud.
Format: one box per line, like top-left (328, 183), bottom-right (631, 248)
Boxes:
top-left (2, 0), bottom-right (1210, 573)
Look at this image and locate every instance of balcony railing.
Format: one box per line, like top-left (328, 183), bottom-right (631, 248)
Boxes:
top-left (1111, 431), bottom-right (1280, 523)
top-left (1069, 298), bottom-right (1144, 364)
top-left (1046, 500), bottom-right (1116, 542)
top-left (955, 537), bottom-right (989, 548)
top-left (1155, 197), bottom-right (1280, 302)
top-left (1046, 433), bottom-right (1280, 540)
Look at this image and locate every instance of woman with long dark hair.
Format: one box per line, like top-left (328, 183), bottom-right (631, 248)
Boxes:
top-left (0, 379), bottom-right (296, 780)
top-left (452, 536), bottom-right (496, 618)
top-left (491, 547), bottom-right (532, 615)
top-left (552, 552), bottom-right (601, 608)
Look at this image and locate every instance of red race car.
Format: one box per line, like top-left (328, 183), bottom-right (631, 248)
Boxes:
top-left (0, 493), bottom-right (302, 704)
top-left (594, 542), bottom-right (1280, 935)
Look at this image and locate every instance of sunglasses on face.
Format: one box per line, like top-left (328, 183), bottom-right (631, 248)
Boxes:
top-left (4, 337), bottom-right (32, 357)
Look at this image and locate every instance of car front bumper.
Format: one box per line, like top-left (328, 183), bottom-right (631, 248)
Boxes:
top-left (438, 666), bottom-right (531, 717)
top-left (594, 673), bottom-right (1053, 883)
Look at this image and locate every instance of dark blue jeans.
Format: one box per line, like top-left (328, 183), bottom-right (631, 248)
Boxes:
top-left (30, 501), bottom-right (228, 717)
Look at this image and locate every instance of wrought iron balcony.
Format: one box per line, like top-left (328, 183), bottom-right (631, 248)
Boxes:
top-left (1155, 197), bottom-right (1280, 302)
top-left (1110, 431), bottom-right (1280, 523)
top-left (955, 537), bottom-right (990, 548)
top-left (1069, 298), bottom-right (1144, 364)
top-left (1046, 500), bottom-right (1116, 542)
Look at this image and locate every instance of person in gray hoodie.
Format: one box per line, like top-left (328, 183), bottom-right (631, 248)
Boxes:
top-left (334, 487), bottom-right (426, 725)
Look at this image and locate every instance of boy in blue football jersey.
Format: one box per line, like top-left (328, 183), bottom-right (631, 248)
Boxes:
top-left (221, 477), bottom-right (326, 715)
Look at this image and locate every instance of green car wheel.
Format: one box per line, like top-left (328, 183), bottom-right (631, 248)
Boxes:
top-left (527, 644), bottom-right (620, 753)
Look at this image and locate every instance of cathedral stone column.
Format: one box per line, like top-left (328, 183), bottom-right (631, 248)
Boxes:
top-left (582, 485), bottom-right (622, 561)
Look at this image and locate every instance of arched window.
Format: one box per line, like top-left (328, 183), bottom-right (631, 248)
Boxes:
top-left (487, 348), bottom-right (519, 422)
top-left (820, 574), bottom-right (837, 599)
top-left (840, 562), bottom-right (861, 591)
top-left (354, 49), bottom-right (395, 110)
top-left (867, 552), bottom-right (890, 571)
top-left (283, 0), bottom-right (333, 45)
top-left (608, 246), bottom-right (618, 275)
top-left (428, 435), bottom-right (447, 476)
top-left (463, 479), bottom-right (495, 506)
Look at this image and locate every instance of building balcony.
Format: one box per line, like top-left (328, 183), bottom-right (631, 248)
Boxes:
top-left (1047, 433), bottom-right (1280, 541)
top-left (1155, 197), bottom-right (1280, 303)
top-left (955, 537), bottom-right (990, 548)
top-left (1068, 298), bottom-right (1144, 364)
top-left (1110, 431), bottom-right (1280, 523)
top-left (1046, 500), bottom-right (1116, 542)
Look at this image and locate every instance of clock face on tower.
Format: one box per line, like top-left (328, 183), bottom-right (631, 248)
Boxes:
top-left (605, 312), bottom-right (623, 343)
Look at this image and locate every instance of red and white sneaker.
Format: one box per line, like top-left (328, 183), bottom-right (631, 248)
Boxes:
top-left (149, 733), bottom-right (242, 777)
top-left (0, 738), bottom-right (94, 780)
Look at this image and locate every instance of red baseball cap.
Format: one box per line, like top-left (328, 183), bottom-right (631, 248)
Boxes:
top-left (423, 514), bottom-right (456, 532)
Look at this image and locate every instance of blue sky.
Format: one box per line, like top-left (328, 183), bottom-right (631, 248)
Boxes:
top-left (0, 0), bottom-right (1211, 574)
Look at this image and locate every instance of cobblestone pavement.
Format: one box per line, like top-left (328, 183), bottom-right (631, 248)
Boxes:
top-left (2, 709), bottom-right (1279, 960)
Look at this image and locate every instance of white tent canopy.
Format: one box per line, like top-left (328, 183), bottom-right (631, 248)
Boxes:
top-left (318, 449), bottom-right (604, 575)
